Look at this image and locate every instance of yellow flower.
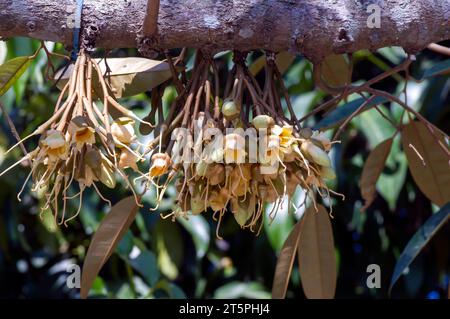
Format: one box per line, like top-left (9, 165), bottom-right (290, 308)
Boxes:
top-left (111, 117), bottom-right (136, 145)
top-left (271, 125), bottom-right (295, 150)
top-left (149, 153), bottom-right (171, 177)
top-left (224, 133), bottom-right (246, 164)
top-left (42, 130), bottom-right (68, 162)
top-left (69, 116), bottom-right (96, 151)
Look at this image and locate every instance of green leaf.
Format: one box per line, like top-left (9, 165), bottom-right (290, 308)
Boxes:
top-left (128, 250), bottom-right (160, 287)
top-left (389, 202), bottom-right (450, 292)
top-left (420, 59), bottom-right (450, 80)
top-left (155, 220), bottom-right (183, 280)
top-left (313, 96), bottom-right (388, 130)
top-left (214, 281), bottom-right (271, 299)
top-left (264, 196), bottom-right (294, 252)
top-left (177, 215), bottom-right (210, 259)
top-left (0, 56), bottom-right (32, 96)
top-left (272, 219), bottom-right (303, 299)
top-left (377, 137), bottom-right (408, 210)
top-left (353, 105), bottom-right (395, 148)
top-left (80, 196), bottom-right (139, 299)
top-left (154, 280), bottom-right (186, 299)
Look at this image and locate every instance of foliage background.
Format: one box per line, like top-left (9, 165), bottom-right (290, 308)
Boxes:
top-left (0, 38), bottom-right (449, 299)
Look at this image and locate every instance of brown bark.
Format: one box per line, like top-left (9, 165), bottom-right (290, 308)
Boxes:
top-left (0, 0), bottom-right (449, 61)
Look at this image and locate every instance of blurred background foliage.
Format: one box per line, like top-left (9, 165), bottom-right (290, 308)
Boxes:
top-left (0, 38), bottom-right (448, 299)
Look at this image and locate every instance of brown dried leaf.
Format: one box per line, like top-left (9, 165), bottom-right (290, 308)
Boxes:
top-left (402, 121), bottom-right (450, 206)
top-left (250, 51), bottom-right (296, 76)
top-left (80, 196), bottom-right (139, 299)
top-left (271, 219), bottom-right (303, 299)
top-left (360, 138), bottom-right (393, 211)
top-left (56, 57), bottom-right (172, 98)
top-left (298, 204), bottom-right (337, 299)
top-left (320, 54), bottom-right (350, 88)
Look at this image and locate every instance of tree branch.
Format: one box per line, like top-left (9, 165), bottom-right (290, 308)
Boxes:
top-left (0, 0), bottom-right (449, 60)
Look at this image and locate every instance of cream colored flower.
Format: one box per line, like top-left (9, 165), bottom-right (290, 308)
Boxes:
top-left (68, 116), bottom-right (96, 151)
top-left (118, 148), bottom-right (139, 171)
top-left (42, 130), bottom-right (68, 162)
top-left (224, 133), bottom-right (246, 164)
top-left (111, 117), bottom-right (136, 145)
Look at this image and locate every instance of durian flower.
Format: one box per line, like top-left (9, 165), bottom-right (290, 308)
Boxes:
top-left (149, 153), bottom-right (171, 177)
top-left (271, 125), bottom-right (295, 150)
top-left (41, 130), bottom-right (68, 162)
top-left (224, 133), bottom-right (246, 164)
top-left (111, 117), bottom-right (136, 145)
top-left (68, 116), bottom-right (96, 151)
top-left (119, 148), bottom-right (139, 171)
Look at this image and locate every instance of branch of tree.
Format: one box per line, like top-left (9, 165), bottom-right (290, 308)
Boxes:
top-left (1, 0), bottom-right (449, 61)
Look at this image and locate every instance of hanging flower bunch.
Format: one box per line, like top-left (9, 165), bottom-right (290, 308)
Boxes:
top-left (144, 52), bottom-right (341, 237)
top-left (0, 50), bottom-right (149, 225)
top-left (1, 49), bottom-right (340, 235)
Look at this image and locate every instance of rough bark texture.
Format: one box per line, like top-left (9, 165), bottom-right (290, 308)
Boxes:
top-left (0, 0), bottom-right (449, 61)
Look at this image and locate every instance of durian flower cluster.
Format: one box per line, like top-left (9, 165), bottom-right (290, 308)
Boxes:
top-left (147, 107), bottom-right (338, 237)
top-left (1, 51), bottom-right (147, 225)
top-left (2, 50), bottom-right (340, 235)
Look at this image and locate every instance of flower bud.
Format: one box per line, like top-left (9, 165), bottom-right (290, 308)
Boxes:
top-left (252, 115), bottom-right (274, 130)
top-left (301, 140), bottom-right (331, 167)
top-left (312, 131), bottom-right (332, 151)
top-left (221, 100), bottom-right (240, 119)
top-left (231, 196), bottom-right (254, 227)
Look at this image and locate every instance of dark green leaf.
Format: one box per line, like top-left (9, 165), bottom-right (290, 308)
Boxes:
top-left (128, 250), bottom-right (160, 287)
top-left (420, 59), bottom-right (450, 80)
top-left (389, 202), bottom-right (450, 292)
top-left (314, 96), bottom-right (388, 130)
